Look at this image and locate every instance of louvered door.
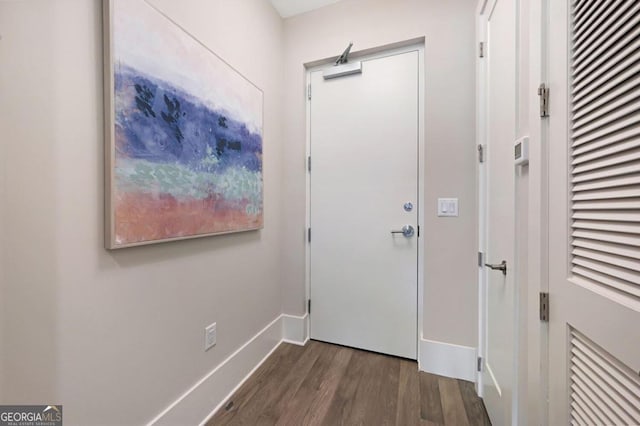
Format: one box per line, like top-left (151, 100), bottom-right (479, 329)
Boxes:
top-left (548, 0), bottom-right (640, 424)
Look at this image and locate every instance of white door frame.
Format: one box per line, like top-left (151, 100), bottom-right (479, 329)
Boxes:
top-left (524, 0), bottom-right (549, 424)
top-left (304, 41), bottom-right (426, 362)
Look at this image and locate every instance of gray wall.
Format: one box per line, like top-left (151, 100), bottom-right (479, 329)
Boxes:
top-left (281, 0), bottom-right (478, 347)
top-left (0, 0), bottom-right (284, 424)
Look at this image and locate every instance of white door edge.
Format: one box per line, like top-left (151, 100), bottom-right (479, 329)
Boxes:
top-left (304, 42), bottom-right (425, 363)
top-left (476, 0), bottom-right (489, 396)
top-left (478, 0), bottom-right (521, 422)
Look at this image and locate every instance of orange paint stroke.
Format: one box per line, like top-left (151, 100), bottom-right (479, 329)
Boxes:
top-left (115, 192), bottom-right (262, 245)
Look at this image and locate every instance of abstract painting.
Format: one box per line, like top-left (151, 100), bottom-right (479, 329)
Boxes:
top-left (103, 0), bottom-right (263, 249)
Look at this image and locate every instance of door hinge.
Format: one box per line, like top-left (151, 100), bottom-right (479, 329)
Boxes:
top-left (477, 356), bottom-right (483, 372)
top-left (479, 41), bottom-right (485, 58)
top-left (540, 292), bottom-right (549, 322)
top-left (477, 144), bottom-right (484, 163)
top-left (478, 251), bottom-right (484, 267)
top-left (307, 227), bottom-right (311, 243)
top-left (308, 299), bottom-right (311, 314)
top-left (308, 83), bottom-right (312, 100)
top-left (307, 156), bottom-right (311, 172)
top-left (538, 83), bottom-right (549, 118)
top-left (417, 225), bottom-right (420, 237)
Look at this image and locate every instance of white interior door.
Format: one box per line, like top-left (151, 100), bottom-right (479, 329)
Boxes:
top-left (309, 49), bottom-right (419, 359)
top-left (481, 0), bottom-right (517, 424)
top-left (547, 1), bottom-right (640, 424)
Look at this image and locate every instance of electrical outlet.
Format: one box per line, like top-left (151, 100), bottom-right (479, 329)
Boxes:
top-left (205, 322), bottom-right (217, 351)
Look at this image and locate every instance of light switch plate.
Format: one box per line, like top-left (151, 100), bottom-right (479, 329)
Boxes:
top-left (438, 198), bottom-right (459, 217)
top-left (205, 322), bottom-right (217, 351)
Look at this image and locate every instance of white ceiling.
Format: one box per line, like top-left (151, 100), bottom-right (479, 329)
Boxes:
top-left (269, 0), bottom-right (344, 18)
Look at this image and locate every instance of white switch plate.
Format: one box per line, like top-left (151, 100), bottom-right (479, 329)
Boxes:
top-left (205, 322), bottom-right (217, 351)
top-left (438, 198), bottom-right (459, 217)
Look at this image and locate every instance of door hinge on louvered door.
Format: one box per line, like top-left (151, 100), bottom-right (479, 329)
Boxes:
top-left (479, 42), bottom-right (485, 58)
top-left (477, 144), bottom-right (484, 163)
top-left (538, 83), bottom-right (549, 117)
top-left (540, 292), bottom-right (549, 322)
top-left (477, 356), bottom-right (483, 372)
top-left (308, 83), bottom-right (312, 100)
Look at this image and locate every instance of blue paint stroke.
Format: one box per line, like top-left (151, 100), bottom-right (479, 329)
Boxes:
top-left (113, 65), bottom-right (263, 213)
top-left (114, 65), bottom-right (262, 174)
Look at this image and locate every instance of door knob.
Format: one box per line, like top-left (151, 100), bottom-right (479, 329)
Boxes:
top-left (485, 260), bottom-right (507, 275)
top-left (391, 225), bottom-right (415, 238)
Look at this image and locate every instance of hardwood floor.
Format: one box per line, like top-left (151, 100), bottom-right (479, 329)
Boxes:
top-left (208, 340), bottom-right (491, 426)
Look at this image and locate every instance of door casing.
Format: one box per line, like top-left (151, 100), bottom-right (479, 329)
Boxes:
top-left (304, 41), bottom-right (425, 362)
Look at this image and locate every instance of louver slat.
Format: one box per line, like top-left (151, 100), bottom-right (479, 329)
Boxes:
top-left (572, 0), bottom-right (588, 16)
top-left (572, 84), bottom-right (640, 130)
top-left (572, 174), bottom-right (640, 192)
top-left (571, 367), bottom-right (627, 425)
top-left (572, 97), bottom-right (640, 136)
top-left (572, 0), bottom-right (615, 45)
top-left (572, 12), bottom-right (640, 80)
top-left (572, 149), bottom-right (640, 175)
top-left (573, 69), bottom-right (640, 114)
top-left (572, 186), bottom-right (640, 201)
top-left (572, 211), bottom-right (640, 223)
top-left (571, 139), bottom-right (640, 166)
top-left (572, 220), bottom-right (640, 235)
top-left (572, 229), bottom-right (640, 247)
top-left (571, 376), bottom-right (618, 425)
top-left (570, 402), bottom-right (591, 426)
top-left (572, 355), bottom-right (640, 423)
top-left (573, 0), bottom-right (601, 30)
top-left (573, 239), bottom-right (640, 260)
top-left (573, 137), bottom-right (640, 164)
top-left (572, 247), bottom-right (640, 273)
top-left (573, 162), bottom-right (640, 184)
top-left (575, 339), bottom-right (640, 394)
top-left (572, 114), bottom-right (640, 148)
top-left (571, 391), bottom-right (605, 425)
top-left (572, 265), bottom-right (640, 299)
top-left (573, 74), bottom-right (640, 120)
top-left (570, 330), bottom-right (640, 425)
top-left (572, 42), bottom-right (640, 106)
top-left (572, 3), bottom-right (640, 70)
top-left (572, 257), bottom-right (640, 285)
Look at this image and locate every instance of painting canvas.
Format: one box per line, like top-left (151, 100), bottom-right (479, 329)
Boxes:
top-left (104, 0), bottom-right (263, 249)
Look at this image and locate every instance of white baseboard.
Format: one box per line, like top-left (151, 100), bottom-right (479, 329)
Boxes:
top-left (148, 315), bottom-right (284, 426)
top-left (282, 313), bottom-right (309, 346)
top-left (419, 338), bottom-right (477, 382)
top-left (149, 316), bottom-right (476, 425)
top-left (148, 313), bottom-right (310, 426)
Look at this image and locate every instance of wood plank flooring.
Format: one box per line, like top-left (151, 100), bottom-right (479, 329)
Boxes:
top-left (208, 340), bottom-right (491, 426)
